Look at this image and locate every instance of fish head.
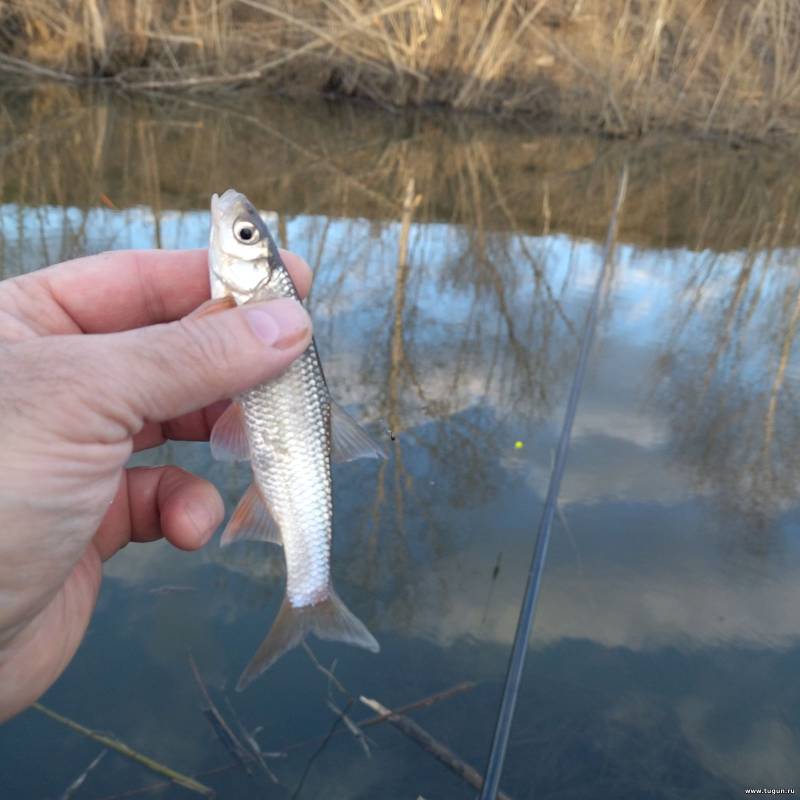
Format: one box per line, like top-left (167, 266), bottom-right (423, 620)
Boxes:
top-left (209, 189), bottom-right (275, 301)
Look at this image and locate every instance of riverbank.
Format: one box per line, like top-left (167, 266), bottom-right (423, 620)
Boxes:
top-left (1, 1), bottom-right (799, 141)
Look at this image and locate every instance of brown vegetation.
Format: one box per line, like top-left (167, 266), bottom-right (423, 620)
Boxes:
top-left (1, 1), bottom-right (800, 138)
top-left (2, 86), bottom-right (799, 254)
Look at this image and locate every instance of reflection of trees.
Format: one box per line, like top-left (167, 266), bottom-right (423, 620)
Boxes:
top-left (9, 83), bottom-right (800, 602)
top-left (6, 85), bottom-right (800, 253)
top-left (0, 90), bottom-right (203, 272)
top-left (296, 163), bottom-right (581, 635)
top-left (654, 206), bottom-right (800, 526)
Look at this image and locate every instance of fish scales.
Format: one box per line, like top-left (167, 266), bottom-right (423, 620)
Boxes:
top-left (242, 344), bottom-right (332, 606)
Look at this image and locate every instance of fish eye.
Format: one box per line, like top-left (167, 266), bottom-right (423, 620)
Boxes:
top-left (233, 219), bottom-right (260, 244)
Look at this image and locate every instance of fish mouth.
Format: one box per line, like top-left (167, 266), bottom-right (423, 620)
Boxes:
top-left (210, 188), bottom-right (246, 223)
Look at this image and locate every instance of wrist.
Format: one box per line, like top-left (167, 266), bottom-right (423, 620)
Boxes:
top-left (0, 544), bottom-right (101, 721)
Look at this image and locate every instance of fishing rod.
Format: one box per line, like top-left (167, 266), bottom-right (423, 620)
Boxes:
top-left (478, 164), bottom-right (629, 800)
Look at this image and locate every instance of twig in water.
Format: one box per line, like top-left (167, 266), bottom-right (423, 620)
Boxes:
top-left (187, 654), bottom-right (255, 777)
top-left (88, 681), bottom-right (476, 800)
top-left (326, 699), bottom-right (371, 759)
top-left (290, 699), bottom-right (354, 800)
top-left (31, 703), bottom-right (215, 798)
top-left (358, 696), bottom-right (512, 800)
top-left (283, 680), bottom-right (476, 754)
top-left (201, 710), bottom-right (253, 776)
top-left (223, 696), bottom-right (281, 784)
top-left (302, 642), bottom-right (371, 757)
top-left (60, 749), bottom-right (107, 800)
top-left (302, 641), bottom-right (348, 696)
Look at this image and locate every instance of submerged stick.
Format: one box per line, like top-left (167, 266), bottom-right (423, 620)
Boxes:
top-left (223, 697), bottom-right (281, 784)
top-left (89, 681), bottom-right (476, 800)
top-left (359, 682), bottom-right (476, 729)
top-left (188, 654), bottom-right (254, 776)
top-left (60, 749), bottom-right (107, 800)
top-left (201, 710), bottom-right (253, 775)
top-left (311, 648), bottom-right (371, 755)
top-left (281, 679), bottom-right (477, 755)
top-left (32, 703), bottom-right (215, 798)
top-left (359, 696), bottom-right (512, 800)
top-left (327, 699), bottom-right (371, 758)
top-left (302, 642), bottom-right (371, 757)
top-left (290, 699), bottom-right (354, 800)
top-left (302, 641), bottom-right (348, 696)
top-left (478, 164), bottom-right (629, 800)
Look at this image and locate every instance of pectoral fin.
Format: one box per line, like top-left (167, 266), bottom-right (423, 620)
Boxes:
top-left (331, 400), bottom-right (389, 462)
top-left (192, 296), bottom-right (237, 318)
top-left (220, 483), bottom-right (282, 547)
top-left (210, 402), bottom-right (250, 462)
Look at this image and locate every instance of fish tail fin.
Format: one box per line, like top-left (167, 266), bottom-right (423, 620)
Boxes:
top-left (236, 588), bottom-right (379, 692)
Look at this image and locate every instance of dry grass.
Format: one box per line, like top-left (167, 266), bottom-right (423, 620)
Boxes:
top-left (2, 1), bottom-right (800, 137)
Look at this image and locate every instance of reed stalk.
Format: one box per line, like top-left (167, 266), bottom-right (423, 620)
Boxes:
top-left (1, 1), bottom-right (799, 138)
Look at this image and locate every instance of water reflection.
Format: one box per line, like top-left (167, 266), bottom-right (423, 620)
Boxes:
top-left (2, 86), bottom-right (800, 798)
top-left (652, 243), bottom-right (800, 526)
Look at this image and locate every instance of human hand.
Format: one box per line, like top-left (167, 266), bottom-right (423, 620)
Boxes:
top-left (0, 248), bottom-right (313, 721)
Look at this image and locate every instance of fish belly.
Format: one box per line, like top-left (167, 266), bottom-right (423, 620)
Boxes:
top-left (242, 346), bottom-right (332, 607)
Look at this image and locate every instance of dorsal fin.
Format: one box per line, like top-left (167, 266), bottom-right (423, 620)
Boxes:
top-left (331, 400), bottom-right (389, 462)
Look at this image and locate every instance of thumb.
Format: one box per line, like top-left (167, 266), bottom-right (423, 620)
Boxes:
top-left (83, 296), bottom-right (312, 433)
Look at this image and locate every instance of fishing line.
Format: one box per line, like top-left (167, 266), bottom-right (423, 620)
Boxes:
top-left (478, 165), bottom-right (629, 800)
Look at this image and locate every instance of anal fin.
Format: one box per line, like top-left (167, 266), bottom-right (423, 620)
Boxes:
top-left (220, 483), bottom-right (282, 547)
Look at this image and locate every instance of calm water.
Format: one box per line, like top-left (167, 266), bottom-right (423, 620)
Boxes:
top-left (2, 86), bottom-right (800, 799)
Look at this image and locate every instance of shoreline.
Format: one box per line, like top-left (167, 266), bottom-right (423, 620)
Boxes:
top-left (2, 1), bottom-right (800, 142)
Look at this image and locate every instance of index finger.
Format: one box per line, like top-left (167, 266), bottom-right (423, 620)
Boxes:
top-left (15, 247), bottom-right (312, 334)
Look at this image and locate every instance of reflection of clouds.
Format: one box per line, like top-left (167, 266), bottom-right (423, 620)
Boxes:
top-left (549, 438), bottom-right (687, 506)
top-left (103, 536), bottom-right (283, 586)
top-left (398, 532), bottom-right (800, 651)
top-left (678, 698), bottom-right (800, 786)
top-left (573, 406), bottom-right (669, 449)
top-left (373, 372), bottom-right (800, 654)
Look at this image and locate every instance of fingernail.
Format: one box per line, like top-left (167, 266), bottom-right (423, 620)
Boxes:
top-left (245, 298), bottom-right (311, 350)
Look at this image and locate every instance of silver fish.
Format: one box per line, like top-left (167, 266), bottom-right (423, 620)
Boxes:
top-left (208, 189), bottom-right (385, 691)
